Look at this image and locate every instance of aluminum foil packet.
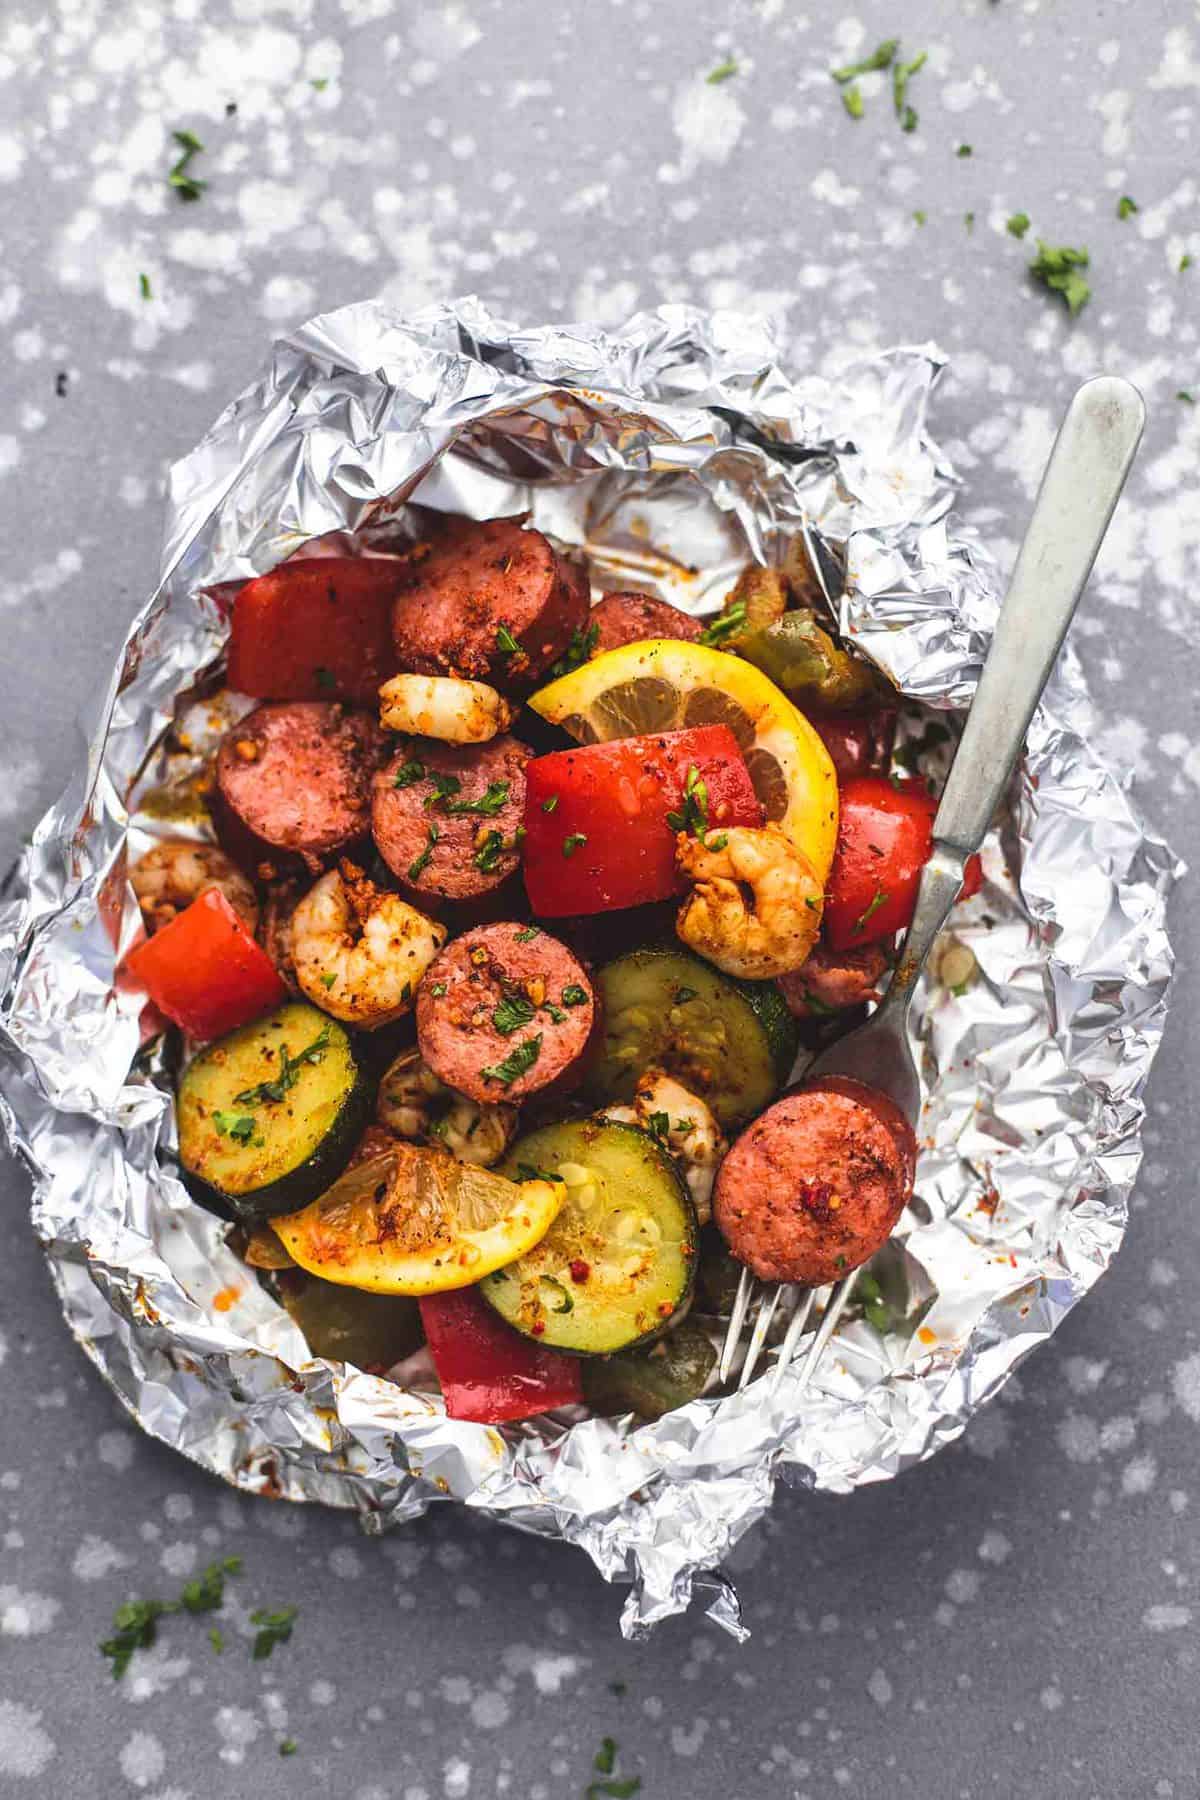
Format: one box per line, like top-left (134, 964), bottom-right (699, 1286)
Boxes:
top-left (0, 298), bottom-right (1180, 1640)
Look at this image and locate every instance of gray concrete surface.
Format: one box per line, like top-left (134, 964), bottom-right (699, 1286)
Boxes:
top-left (1, 1), bottom-right (1198, 1795)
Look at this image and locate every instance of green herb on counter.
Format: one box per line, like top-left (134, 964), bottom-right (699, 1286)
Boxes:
top-left (1029, 239), bottom-right (1091, 315)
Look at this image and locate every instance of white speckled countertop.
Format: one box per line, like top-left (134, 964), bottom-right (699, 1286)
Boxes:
top-left (1, 2), bottom-right (1198, 1795)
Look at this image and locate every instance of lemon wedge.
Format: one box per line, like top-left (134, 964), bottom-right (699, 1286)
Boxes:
top-left (272, 1143), bottom-right (564, 1296)
top-left (529, 639), bottom-right (839, 881)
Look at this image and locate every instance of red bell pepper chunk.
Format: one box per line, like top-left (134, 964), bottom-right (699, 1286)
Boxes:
top-left (419, 1287), bottom-right (583, 1424)
top-left (227, 557), bottom-right (404, 705)
top-left (121, 888), bottom-right (287, 1041)
top-left (823, 775), bottom-right (982, 951)
top-left (522, 725), bottom-right (763, 917)
top-left (809, 708), bottom-right (898, 782)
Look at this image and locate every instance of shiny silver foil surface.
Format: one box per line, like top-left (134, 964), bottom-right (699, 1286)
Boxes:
top-left (0, 298), bottom-right (1180, 1640)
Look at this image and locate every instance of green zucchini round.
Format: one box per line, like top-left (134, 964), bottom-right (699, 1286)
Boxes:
top-left (177, 1001), bottom-right (369, 1221)
top-left (582, 944), bottom-right (798, 1129)
top-left (582, 1320), bottom-right (717, 1421)
top-left (481, 1117), bottom-right (697, 1355)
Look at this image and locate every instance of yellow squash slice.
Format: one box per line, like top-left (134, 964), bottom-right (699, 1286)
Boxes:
top-left (272, 1142), bottom-right (564, 1296)
top-left (529, 638), bottom-right (839, 882)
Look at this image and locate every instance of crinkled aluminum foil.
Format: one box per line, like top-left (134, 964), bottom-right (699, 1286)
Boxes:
top-left (0, 298), bottom-right (1180, 1640)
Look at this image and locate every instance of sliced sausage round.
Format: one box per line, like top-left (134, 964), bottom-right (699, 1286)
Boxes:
top-left (216, 701), bottom-right (384, 863)
top-left (372, 735), bottom-right (532, 902)
top-left (776, 941), bottom-right (889, 1019)
top-left (416, 921), bottom-right (596, 1104)
top-left (391, 518), bottom-right (587, 686)
top-left (713, 1076), bottom-right (916, 1286)
top-left (589, 590), bottom-right (703, 654)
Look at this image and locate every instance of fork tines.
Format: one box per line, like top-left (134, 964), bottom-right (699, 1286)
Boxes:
top-left (720, 1268), bottom-right (862, 1393)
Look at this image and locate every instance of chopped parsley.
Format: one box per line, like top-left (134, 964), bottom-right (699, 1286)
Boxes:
top-left (441, 780), bottom-right (511, 817)
top-left (250, 1605), bottom-right (298, 1661)
top-left (407, 823), bottom-right (440, 883)
top-left (474, 829), bottom-right (506, 873)
top-left (1182, 255), bottom-right (1194, 274)
top-left (424, 771), bottom-right (462, 806)
top-left (912, 209), bottom-right (927, 226)
top-left (313, 665), bottom-right (336, 693)
top-left (561, 984), bottom-right (588, 1007)
top-left (673, 986), bottom-right (697, 1004)
top-left (854, 888), bottom-right (889, 934)
top-left (181, 1556), bottom-right (242, 1614)
top-left (1178, 390), bottom-right (1195, 405)
top-left (830, 38), bottom-right (897, 83)
top-left (168, 128), bottom-right (206, 202)
top-left (698, 600), bottom-right (747, 647)
top-left (547, 621), bottom-right (599, 680)
top-left (706, 57), bottom-right (738, 84)
top-left (1029, 239), bottom-right (1091, 315)
top-left (213, 1110), bottom-right (256, 1143)
top-left (1117, 195), bottom-right (1139, 220)
top-left (545, 1002), bottom-right (566, 1024)
top-left (666, 764), bottom-right (711, 841)
top-left (514, 925), bottom-right (542, 942)
top-left (481, 1034), bottom-right (542, 1088)
top-left (320, 972), bottom-right (336, 990)
top-left (493, 994), bottom-right (536, 1036)
top-left (956, 143), bottom-right (972, 157)
top-left (101, 1599), bottom-right (176, 1679)
top-left (208, 1626), bottom-right (224, 1654)
top-left (1006, 211), bottom-right (1031, 239)
top-left (541, 794), bottom-right (559, 814)
top-left (892, 49), bottom-right (926, 133)
top-left (964, 211), bottom-right (975, 232)
top-left (279, 1739), bottom-right (299, 1757)
top-left (310, 76), bottom-right (328, 91)
top-left (595, 1739), bottom-right (618, 1775)
top-left (644, 1111), bottom-right (671, 1145)
top-left (842, 84), bottom-right (864, 120)
top-left (392, 759), bottom-right (427, 788)
top-left (562, 831), bottom-right (588, 858)
top-left (495, 623), bottom-right (523, 657)
top-left (233, 1026), bottom-right (331, 1108)
top-left (138, 272), bottom-right (152, 300)
top-left (430, 982), bottom-right (447, 997)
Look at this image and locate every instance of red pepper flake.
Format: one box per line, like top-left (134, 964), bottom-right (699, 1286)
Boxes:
top-left (568, 1259), bottom-right (590, 1284)
top-left (531, 1320), bottom-right (546, 1336)
top-left (796, 1178), bottom-right (836, 1221)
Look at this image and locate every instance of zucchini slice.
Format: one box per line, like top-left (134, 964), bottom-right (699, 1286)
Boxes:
top-left (582, 945), bottom-right (798, 1130)
top-left (177, 1001), bottom-right (368, 1221)
top-left (481, 1118), bottom-right (698, 1354)
top-left (582, 1320), bottom-right (717, 1421)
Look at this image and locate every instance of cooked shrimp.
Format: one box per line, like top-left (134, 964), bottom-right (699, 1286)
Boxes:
top-left (291, 861), bottom-right (445, 1029)
top-left (600, 1069), bottom-right (726, 1225)
top-left (675, 823), bottom-right (823, 980)
top-left (376, 1045), bottom-right (518, 1168)
top-left (131, 841), bottom-right (259, 935)
top-left (378, 673), bottom-right (514, 745)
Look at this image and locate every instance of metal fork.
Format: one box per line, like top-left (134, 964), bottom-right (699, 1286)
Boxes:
top-left (722, 375), bottom-right (1146, 1395)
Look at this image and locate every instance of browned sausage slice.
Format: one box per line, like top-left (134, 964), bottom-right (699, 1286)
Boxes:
top-left (776, 941), bottom-right (889, 1019)
top-left (416, 921), bottom-right (595, 1103)
top-left (589, 590), bottom-right (703, 654)
top-left (713, 1076), bottom-right (916, 1286)
top-left (391, 518), bottom-right (587, 686)
top-left (216, 701), bottom-right (384, 863)
top-left (372, 735), bottom-right (532, 902)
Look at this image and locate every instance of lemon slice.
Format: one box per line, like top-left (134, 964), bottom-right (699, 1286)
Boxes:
top-left (272, 1143), bottom-right (564, 1296)
top-left (529, 639), bottom-right (839, 880)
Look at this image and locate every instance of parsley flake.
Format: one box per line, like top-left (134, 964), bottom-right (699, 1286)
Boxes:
top-left (493, 994), bottom-right (536, 1036)
top-left (168, 128), bottom-right (206, 202)
top-left (213, 1110), bottom-right (256, 1143)
top-left (1178, 390), bottom-right (1195, 405)
top-left (481, 1035), bottom-right (542, 1088)
top-left (842, 83), bottom-right (864, 120)
top-left (547, 622), bottom-right (599, 681)
top-left (495, 623), bottom-right (523, 657)
top-left (561, 984), bottom-right (588, 1007)
top-left (474, 829), bottom-right (506, 874)
top-left (313, 665), bottom-right (336, 693)
top-left (854, 888), bottom-right (889, 934)
top-left (250, 1605), bottom-right (298, 1661)
top-left (514, 926), bottom-right (542, 942)
top-left (1182, 254), bottom-right (1194, 274)
top-left (562, 832), bottom-right (588, 858)
top-left (912, 209), bottom-right (927, 226)
top-left (706, 57), bottom-right (738, 84)
top-left (392, 759), bottom-right (427, 789)
top-left (407, 823), bottom-right (440, 883)
top-left (892, 49), bottom-right (927, 133)
top-left (280, 1738), bottom-right (299, 1756)
top-left (830, 39), bottom-right (897, 83)
top-left (1006, 211), bottom-right (1031, 239)
top-left (666, 764), bottom-right (713, 842)
top-left (101, 1599), bottom-right (177, 1679)
top-left (233, 1026), bottom-right (331, 1108)
top-left (595, 1739), bottom-right (618, 1775)
top-left (440, 779), bottom-right (510, 817)
top-left (180, 1556), bottom-right (242, 1614)
top-left (208, 1626), bottom-right (224, 1654)
top-left (541, 794), bottom-right (559, 814)
top-left (1029, 239), bottom-right (1091, 315)
top-left (1117, 195), bottom-right (1139, 220)
top-left (673, 986), bottom-right (697, 1004)
top-left (138, 273), bottom-right (152, 300)
top-left (644, 1111), bottom-right (671, 1145)
top-left (956, 143), bottom-right (973, 157)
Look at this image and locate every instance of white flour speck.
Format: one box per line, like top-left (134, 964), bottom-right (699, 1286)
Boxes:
top-left (670, 77), bottom-right (746, 178)
top-left (867, 1668), bottom-right (893, 1707)
top-left (0, 1588), bottom-right (61, 1637)
top-left (977, 1530), bottom-right (1012, 1565)
top-left (119, 1730), bottom-right (165, 1789)
top-left (98, 1430), bottom-right (136, 1472)
top-left (73, 1534), bottom-right (129, 1583)
top-left (1143, 1603), bottom-right (1191, 1631)
top-left (0, 1699), bottom-right (56, 1778)
top-left (1172, 1351), bottom-right (1200, 1421)
top-left (444, 1757), bottom-right (471, 1798)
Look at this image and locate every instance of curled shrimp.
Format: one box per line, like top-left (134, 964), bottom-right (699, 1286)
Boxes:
top-left (675, 823), bottom-right (823, 980)
top-left (131, 841), bottom-right (259, 935)
top-left (602, 1069), bottom-right (726, 1225)
top-left (378, 673), bottom-right (514, 745)
top-left (376, 1045), bottom-right (518, 1168)
top-left (291, 861), bottom-right (446, 1029)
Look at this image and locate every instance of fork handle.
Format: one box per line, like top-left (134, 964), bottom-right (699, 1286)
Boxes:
top-left (932, 375), bottom-right (1145, 863)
